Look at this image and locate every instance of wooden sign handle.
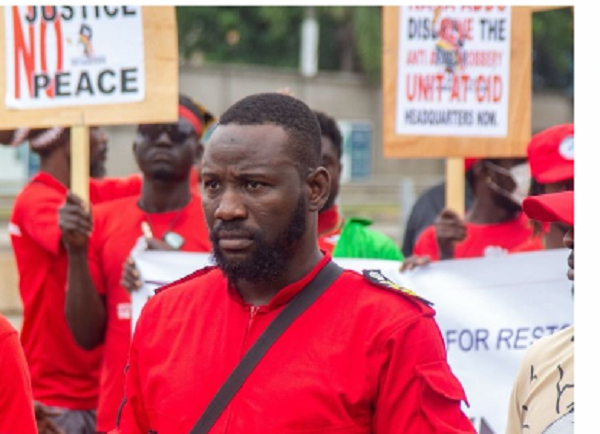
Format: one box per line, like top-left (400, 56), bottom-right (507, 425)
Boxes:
top-left (445, 158), bottom-right (465, 217)
top-left (70, 125), bottom-right (89, 204)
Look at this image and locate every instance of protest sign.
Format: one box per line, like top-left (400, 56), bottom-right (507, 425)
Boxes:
top-left (4, 6), bottom-right (145, 109)
top-left (0, 6), bottom-right (177, 128)
top-left (131, 248), bottom-right (573, 433)
top-left (382, 6), bottom-right (532, 158)
top-left (0, 6), bottom-right (178, 202)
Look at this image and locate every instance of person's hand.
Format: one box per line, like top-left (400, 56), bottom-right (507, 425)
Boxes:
top-left (400, 255), bottom-right (431, 272)
top-left (435, 208), bottom-right (467, 260)
top-left (59, 192), bottom-right (92, 252)
top-left (120, 236), bottom-right (177, 293)
top-left (121, 257), bottom-right (142, 293)
top-left (34, 402), bottom-right (63, 434)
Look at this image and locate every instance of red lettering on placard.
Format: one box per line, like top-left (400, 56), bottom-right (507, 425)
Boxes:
top-left (12, 6), bottom-right (35, 99)
top-left (12, 6), bottom-right (64, 100)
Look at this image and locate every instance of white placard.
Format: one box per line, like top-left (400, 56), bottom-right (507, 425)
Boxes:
top-left (4, 5), bottom-right (145, 109)
top-left (131, 249), bottom-right (573, 434)
top-left (395, 6), bottom-right (512, 137)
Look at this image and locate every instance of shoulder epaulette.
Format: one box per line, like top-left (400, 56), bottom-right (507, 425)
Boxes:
top-left (362, 269), bottom-right (433, 307)
top-left (155, 265), bottom-right (217, 295)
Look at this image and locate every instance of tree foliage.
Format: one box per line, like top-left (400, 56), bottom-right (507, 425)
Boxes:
top-left (531, 8), bottom-right (574, 92)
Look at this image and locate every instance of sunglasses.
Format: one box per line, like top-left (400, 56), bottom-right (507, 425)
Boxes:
top-left (138, 123), bottom-right (196, 143)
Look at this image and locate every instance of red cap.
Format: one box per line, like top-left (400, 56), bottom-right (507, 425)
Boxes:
top-left (527, 124), bottom-right (574, 184)
top-left (523, 191), bottom-right (574, 226)
top-left (464, 158), bottom-right (479, 171)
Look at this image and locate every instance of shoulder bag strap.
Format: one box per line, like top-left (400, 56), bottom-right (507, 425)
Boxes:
top-left (189, 260), bottom-right (344, 434)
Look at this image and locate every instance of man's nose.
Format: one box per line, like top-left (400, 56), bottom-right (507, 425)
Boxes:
top-left (214, 188), bottom-right (247, 221)
top-left (155, 131), bottom-right (173, 147)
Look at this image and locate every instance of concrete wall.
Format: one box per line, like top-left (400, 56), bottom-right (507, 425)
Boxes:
top-left (104, 63), bottom-right (447, 181)
top-left (105, 63), bottom-right (574, 187)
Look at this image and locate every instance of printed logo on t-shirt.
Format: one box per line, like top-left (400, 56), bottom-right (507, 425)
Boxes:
top-left (559, 135), bottom-right (574, 161)
top-left (483, 245), bottom-right (509, 257)
top-left (117, 303), bottom-right (132, 320)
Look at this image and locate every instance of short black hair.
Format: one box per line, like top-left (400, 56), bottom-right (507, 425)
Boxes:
top-left (219, 93), bottom-right (322, 170)
top-left (313, 110), bottom-right (342, 159)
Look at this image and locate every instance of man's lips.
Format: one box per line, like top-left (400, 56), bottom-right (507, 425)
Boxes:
top-left (216, 232), bottom-right (254, 250)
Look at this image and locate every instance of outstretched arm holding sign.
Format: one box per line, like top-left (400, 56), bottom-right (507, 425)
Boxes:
top-left (60, 192), bottom-right (107, 349)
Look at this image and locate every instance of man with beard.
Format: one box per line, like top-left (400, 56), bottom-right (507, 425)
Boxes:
top-left (58, 95), bottom-right (212, 433)
top-left (407, 158), bottom-right (534, 262)
top-left (2, 125), bottom-right (142, 433)
top-left (506, 191), bottom-right (574, 433)
top-left (113, 93), bottom-right (474, 433)
top-left (313, 110), bottom-right (403, 260)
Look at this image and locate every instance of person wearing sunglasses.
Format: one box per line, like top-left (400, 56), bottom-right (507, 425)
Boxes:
top-left (58, 94), bottom-right (215, 433)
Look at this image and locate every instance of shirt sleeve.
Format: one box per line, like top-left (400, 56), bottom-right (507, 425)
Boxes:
top-left (90, 175), bottom-right (142, 204)
top-left (17, 190), bottom-right (64, 255)
top-left (112, 310), bottom-right (152, 434)
top-left (0, 326), bottom-right (37, 434)
top-left (372, 315), bottom-right (475, 434)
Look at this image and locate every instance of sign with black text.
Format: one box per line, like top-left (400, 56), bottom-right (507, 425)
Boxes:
top-left (396, 6), bottom-right (511, 137)
top-left (4, 5), bottom-right (145, 109)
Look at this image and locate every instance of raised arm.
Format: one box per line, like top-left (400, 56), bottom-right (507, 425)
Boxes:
top-left (59, 192), bottom-right (107, 349)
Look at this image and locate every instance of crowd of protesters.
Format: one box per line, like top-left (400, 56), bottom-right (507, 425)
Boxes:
top-left (0, 90), bottom-right (574, 434)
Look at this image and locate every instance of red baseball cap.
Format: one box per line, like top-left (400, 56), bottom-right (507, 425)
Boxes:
top-left (527, 124), bottom-right (574, 184)
top-left (522, 191), bottom-right (574, 226)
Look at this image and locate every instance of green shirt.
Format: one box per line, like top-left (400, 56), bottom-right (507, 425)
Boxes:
top-left (333, 217), bottom-right (403, 261)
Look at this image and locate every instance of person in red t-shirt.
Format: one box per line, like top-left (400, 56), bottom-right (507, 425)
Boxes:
top-left (404, 157), bottom-right (534, 266)
top-left (0, 314), bottom-right (37, 434)
top-left (512, 124), bottom-right (574, 253)
top-left (112, 93), bottom-right (474, 434)
top-left (59, 95), bottom-right (213, 433)
top-left (1, 125), bottom-right (145, 434)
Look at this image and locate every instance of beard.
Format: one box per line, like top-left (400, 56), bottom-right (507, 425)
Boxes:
top-left (210, 196), bottom-right (308, 284)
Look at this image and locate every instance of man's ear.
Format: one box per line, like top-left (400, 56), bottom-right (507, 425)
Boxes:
top-left (306, 167), bottom-right (330, 212)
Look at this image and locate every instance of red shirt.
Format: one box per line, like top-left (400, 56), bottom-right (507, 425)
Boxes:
top-left (413, 212), bottom-right (535, 261)
top-left (317, 205), bottom-right (344, 255)
top-left (0, 315), bottom-right (37, 434)
top-left (88, 194), bottom-right (211, 431)
top-left (113, 255), bottom-right (474, 434)
top-left (8, 172), bottom-right (141, 409)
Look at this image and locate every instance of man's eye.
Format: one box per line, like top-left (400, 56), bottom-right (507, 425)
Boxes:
top-left (246, 181), bottom-right (264, 190)
top-left (204, 180), bottom-right (220, 190)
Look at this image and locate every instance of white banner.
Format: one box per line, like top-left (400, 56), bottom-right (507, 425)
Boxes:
top-left (131, 249), bottom-right (573, 434)
top-left (4, 6), bottom-right (145, 109)
top-left (396, 6), bottom-right (511, 137)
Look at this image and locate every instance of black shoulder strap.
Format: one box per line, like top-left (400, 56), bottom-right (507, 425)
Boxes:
top-left (189, 260), bottom-right (344, 434)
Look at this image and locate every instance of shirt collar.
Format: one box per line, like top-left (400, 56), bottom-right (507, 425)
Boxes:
top-left (31, 171), bottom-right (68, 193)
top-left (227, 252), bottom-right (332, 311)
